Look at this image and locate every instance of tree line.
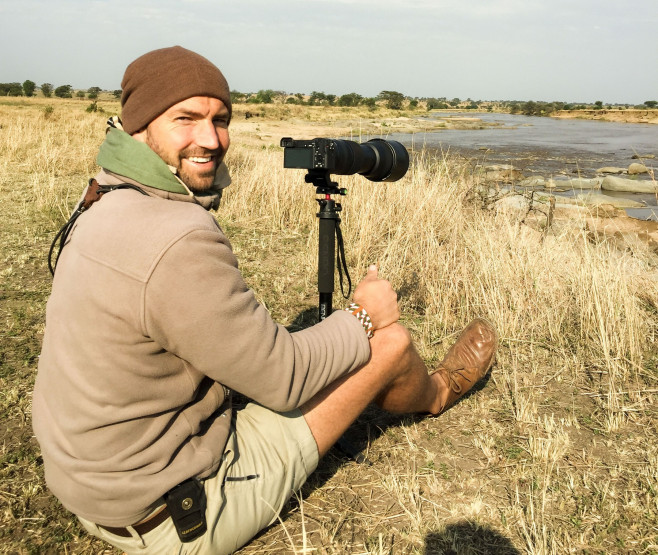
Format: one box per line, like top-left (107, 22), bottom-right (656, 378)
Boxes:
top-left (229, 90), bottom-right (657, 113)
top-left (230, 90), bottom-right (489, 110)
top-left (508, 99), bottom-right (658, 116)
top-left (0, 81), bottom-right (122, 99)
top-left (2, 81), bottom-right (656, 115)
top-left (229, 89), bottom-right (416, 110)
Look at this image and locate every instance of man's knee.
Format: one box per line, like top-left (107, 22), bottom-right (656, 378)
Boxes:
top-left (370, 323), bottom-right (414, 362)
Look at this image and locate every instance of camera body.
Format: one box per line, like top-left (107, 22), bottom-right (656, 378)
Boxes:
top-left (281, 137), bottom-right (409, 183)
top-left (281, 138), bottom-right (345, 173)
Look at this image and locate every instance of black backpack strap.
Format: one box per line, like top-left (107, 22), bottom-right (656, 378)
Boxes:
top-left (48, 179), bottom-right (147, 276)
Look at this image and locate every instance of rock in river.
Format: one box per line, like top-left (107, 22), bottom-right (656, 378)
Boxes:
top-left (576, 192), bottom-right (645, 208)
top-left (628, 163), bottom-right (648, 175)
top-left (601, 175), bottom-right (657, 193)
top-left (481, 165), bottom-right (524, 182)
top-left (546, 177), bottom-right (602, 190)
top-left (517, 176), bottom-right (546, 188)
top-left (596, 166), bottom-right (627, 174)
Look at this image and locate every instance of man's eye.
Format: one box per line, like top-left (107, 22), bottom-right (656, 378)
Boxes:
top-left (214, 118), bottom-right (229, 128)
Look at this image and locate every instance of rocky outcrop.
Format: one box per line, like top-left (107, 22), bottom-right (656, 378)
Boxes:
top-left (480, 164), bottom-right (524, 182)
top-left (596, 167), bottom-right (627, 174)
top-left (545, 178), bottom-right (602, 190)
top-left (601, 175), bottom-right (657, 193)
top-left (575, 192), bottom-right (644, 208)
top-left (494, 188), bottom-right (644, 221)
top-left (517, 177), bottom-right (547, 188)
top-left (628, 163), bottom-right (648, 175)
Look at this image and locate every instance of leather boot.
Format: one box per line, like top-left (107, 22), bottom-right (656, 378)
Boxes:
top-left (432, 318), bottom-right (498, 414)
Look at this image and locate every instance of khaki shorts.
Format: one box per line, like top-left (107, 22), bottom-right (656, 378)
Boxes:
top-left (78, 403), bottom-right (319, 554)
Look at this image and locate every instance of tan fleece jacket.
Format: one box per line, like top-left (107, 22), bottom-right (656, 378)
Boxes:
top-left (32, 171), bottom-right (370, 526)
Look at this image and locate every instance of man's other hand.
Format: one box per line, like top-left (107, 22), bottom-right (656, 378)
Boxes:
top-left (353, 265), bottom-right (399, 330)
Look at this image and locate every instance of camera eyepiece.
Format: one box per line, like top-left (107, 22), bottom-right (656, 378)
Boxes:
top-left (281, 137), bottom-right (409, 182)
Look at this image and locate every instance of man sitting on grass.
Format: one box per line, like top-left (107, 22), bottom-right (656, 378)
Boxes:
top-left (32, 45), bottom-right (497, 554)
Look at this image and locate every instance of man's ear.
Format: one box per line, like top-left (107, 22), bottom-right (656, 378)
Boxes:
top-left (132, 128), bottom-right (148, 144)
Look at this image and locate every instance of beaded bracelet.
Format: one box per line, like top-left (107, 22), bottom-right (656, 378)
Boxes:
top-left (344, 302), bottom-right (374, 338)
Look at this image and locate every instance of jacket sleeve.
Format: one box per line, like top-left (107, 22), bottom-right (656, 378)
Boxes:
top-left (143, 227), bottom-right (371, 411)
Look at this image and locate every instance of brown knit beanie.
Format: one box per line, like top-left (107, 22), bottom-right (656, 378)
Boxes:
top-left (120, 46), bottom-right (231, 135)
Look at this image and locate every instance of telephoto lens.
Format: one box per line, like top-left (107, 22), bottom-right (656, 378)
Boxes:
top-left (330, 138), bottom-right (409, 182)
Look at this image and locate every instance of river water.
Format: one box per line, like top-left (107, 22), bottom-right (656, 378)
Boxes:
top-left (389, 112), bottom-right (658, 218)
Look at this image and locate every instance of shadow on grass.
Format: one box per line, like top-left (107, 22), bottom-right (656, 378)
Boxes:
top-left (424, 520), bottom-right (521, 554)
top-left (285, 307), bottom-right (319, 333)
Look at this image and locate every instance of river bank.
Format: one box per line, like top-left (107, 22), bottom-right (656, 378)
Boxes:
top-left (553, 108), bottom-right (658, 125)
top-left (229, 104), bottom-right (505, 146)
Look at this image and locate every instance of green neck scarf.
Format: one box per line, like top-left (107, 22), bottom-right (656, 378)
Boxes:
top-left (96, 128), bottom-right (189, 195)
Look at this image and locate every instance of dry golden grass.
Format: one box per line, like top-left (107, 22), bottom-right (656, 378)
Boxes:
top-left (1, 97), bottom-right (657, 554)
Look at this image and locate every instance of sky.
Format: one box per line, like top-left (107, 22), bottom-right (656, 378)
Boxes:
top-left (1, 0), bottom-right (657, 105)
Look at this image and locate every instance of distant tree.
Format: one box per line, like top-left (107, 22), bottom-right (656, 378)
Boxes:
top-left (378, 90), bottom-right (405, 110)
top-left (274, 90), bottom-right (288, 103)
top-left (87, 86), bottom-right (102, 99)
top-left (593, 100), bottom-right (603, 109)
top-left (246, 89), bottom-right (276, 104)
top-left (308, 91), bottom-right (328, 105)
top-left (449, 97), bottom-right (461, 107)
top-left (0, 82), bottom-right (23, 96)
top-left (55, 85), bottom-right (73, 98)
top-left (284, 93), bottom-right (302, 104)
top-left (362, 97), bottom-right (377, 110)
top-left (408, 99), bottom-right (419, 109)
top-left (41, 83), bottom-right (53, 97)
top-left (230, 90), bottom-right (247, 103)
top-left (338, 92), bottom-right (362, 107)
top-left (522, 101), bottom-right (538, 116)
top-left (22, 80), bottom-right (36, 97)
top-left (256, 89), bottom-right (275, 103)
top-left (76, 90), bottom-right (86, 99)
top-left (645, 100), bottom-right (657, 108)
top-left (112, 89), bottom-right (122, 99)
top-left (426, 98), bottom-right (448, 110)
